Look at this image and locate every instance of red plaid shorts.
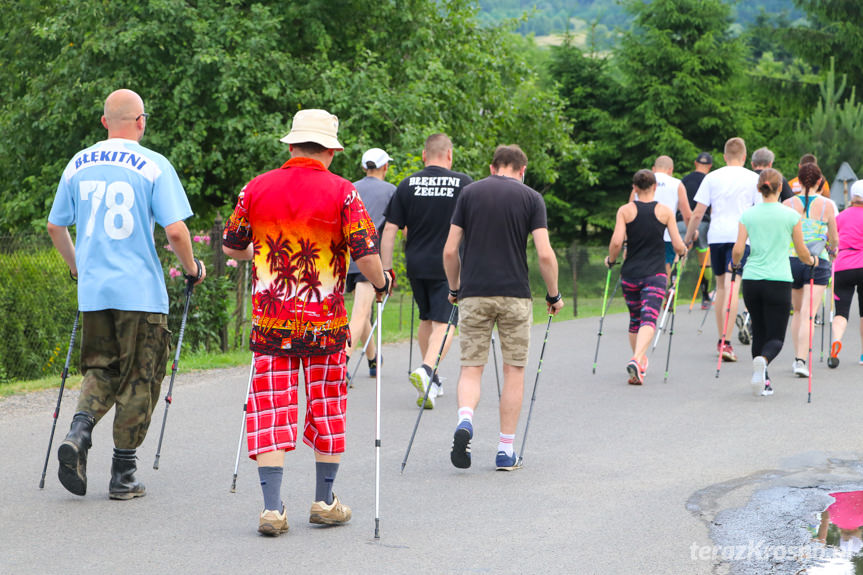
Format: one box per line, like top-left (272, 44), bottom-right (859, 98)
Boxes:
top-left (246, 351), bottom-right (348, 458)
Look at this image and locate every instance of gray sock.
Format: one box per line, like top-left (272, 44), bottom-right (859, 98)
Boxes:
top-left (315, 462), bottom-right (339, 504)
top-left (258, 466), bottom-right (283, 511)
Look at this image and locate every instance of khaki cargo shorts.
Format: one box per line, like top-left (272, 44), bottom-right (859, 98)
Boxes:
top-left (459, 296), bottom-right (532, 367)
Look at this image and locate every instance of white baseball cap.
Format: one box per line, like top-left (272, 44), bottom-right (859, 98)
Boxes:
top-left (361, 148), bottom-right (393, 169)
top-left (280, 109), bottom-right (343, 150)
top-left (851, 180), bottom-right (863, 200)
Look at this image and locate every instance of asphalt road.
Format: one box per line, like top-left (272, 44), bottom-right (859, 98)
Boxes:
top-left (3, 306), bottom-right (863, 574)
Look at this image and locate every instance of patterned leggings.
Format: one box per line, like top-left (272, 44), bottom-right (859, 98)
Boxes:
top-left (622, 274), bottom-right (667, 334)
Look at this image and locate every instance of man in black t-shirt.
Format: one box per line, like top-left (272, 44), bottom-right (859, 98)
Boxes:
top-left (442, 145), bottom-right (563, 471)
top-left (680, 152), bottom-right (713, 308)
top-left (381, 133), bottom-right (472, 409)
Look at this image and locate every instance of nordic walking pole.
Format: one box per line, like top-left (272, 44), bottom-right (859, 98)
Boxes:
top-left (652, 259), bottom-right (681, 351)
top-left (154, 267), bottom-right (199, 470)
top-left (689, 249), bottom-right (709, 311)
top-left (230, 358), bottom-right (255, 493)
top-left (408, 295), bottom-right (415, 376)
top-left (808, 273), bottom-right (815, 403)
top-left (401, 303), bottom-right (457, 474)
top-left (491, 332), bottom-right (502, 400)
top-left (347, 294), bottom-right (389, 386)
top-left (819, 290), bottom-right (827, 362)
top-left (663, 296), bottom-right (677, 383)
top-left (716, 269), bottom-right (738, 378)
top-left (592, 263), bottom-right (618, 374)
top-left (517, 315), bottom-right (553, 467)
top-left (374, 295), bottom-right (383, 539)
top-left (664, 261), bottom-right (683, 383)
top-left (39, 310), bottom-right (80, 489)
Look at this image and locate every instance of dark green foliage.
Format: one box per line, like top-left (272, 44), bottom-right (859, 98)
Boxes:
top-left (789, 1), bottom-right (863, 90)
top-left (546, 39), bottom-right (633, 243)
top-left (617, 0), bottom-right (749, 159)
top-left (0, 0), bottom-right (574, 235)
top-left (0, 241), bottom-right (78, 382)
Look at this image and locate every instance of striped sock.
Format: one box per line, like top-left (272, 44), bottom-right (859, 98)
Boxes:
top-left (498, 433), bottom-right (515, 457)
top-left (458, 407), bottom-right (473, 424)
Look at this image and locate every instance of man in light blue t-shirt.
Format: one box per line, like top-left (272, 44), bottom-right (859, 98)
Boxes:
top-left (47, 89), bottom-right (206, 500)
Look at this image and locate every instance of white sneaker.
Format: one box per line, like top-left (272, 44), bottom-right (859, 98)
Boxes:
top-left (433, 381), bottom-right (444, 397)
top-left (409, 368), bottom-right (435, 409)
top-left (792, 359), bottom-right (809, 378)
top-left (761, 383), bottom-right (774, 396)
top-left (751, 356), bottom-right (767, 396)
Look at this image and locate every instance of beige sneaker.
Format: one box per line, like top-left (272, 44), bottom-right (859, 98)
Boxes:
top-left (309, 493), bottom-right (352, 525)
top-left (258, 505), bottom-right (289, 536)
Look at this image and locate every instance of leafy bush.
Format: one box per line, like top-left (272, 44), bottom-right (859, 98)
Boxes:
top-left (0, 241), bottom-right (78, 382)
top-left (158, 230), bottom-right (238, 353)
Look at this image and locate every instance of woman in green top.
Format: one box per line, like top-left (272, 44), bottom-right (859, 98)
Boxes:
top-left (732, 169), bottom-right (815, 397)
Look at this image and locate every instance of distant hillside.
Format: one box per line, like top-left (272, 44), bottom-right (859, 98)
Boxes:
top-left (477, 0), bottom-right (803, 38)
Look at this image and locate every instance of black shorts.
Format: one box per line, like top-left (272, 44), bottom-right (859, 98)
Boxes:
top-left (710, 243), bottom-right (749, 276)
top-left (409, 278), bottom-right (458, 325)
top-left (833, 268), bottom-right (863, 319)
top-left (790, 258), bottom-right (831, 289)
top-left (345, 272), bottom-right (368, 293)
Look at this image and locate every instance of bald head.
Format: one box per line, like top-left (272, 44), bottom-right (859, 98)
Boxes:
top-left (653, 155), bottom-right (674, 174)
top-left (101, 89), bottom-right (147, 141)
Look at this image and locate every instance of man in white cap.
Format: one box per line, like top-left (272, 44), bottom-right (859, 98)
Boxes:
top-left (345, 148), bottom-right (396, 381)
top-left (223, 109), bottom-right (388, 536)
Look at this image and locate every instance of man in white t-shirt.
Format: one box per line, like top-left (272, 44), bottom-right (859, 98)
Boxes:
top-left (684, 137), bottom-right (760, 362)
top-left (629, 156), bottom-right (691, 275)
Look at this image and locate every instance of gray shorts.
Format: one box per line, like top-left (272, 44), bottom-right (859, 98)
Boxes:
top-left (678, 220), bottom-right (709, 251)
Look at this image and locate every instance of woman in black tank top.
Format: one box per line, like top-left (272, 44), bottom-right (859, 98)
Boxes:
top-left (605, 170), bottom-right (687, 385)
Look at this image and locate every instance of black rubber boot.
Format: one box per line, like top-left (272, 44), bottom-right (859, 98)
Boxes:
top-left (57, 412), bottom-right (96, 496)
top-left (109, 448), bottom-right (146, 500)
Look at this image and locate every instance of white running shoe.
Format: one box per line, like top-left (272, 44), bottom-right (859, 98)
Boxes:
top-left (752, 356), bottom-right (767, 396)
top-left (409, 368), bottom-right (435, 409)
top-left (761, 382), bottom-right (774, 396)
top-left (433, 381), bottom-right (443, 397)
top-left (792, 359), bottom-right (809, 378)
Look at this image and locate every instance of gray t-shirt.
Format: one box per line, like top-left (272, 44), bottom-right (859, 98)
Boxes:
top-left (348, 176), bottom-right (396, 274)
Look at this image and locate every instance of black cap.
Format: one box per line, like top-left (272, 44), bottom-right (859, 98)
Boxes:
top-left (696, 152), bottom-right (713, 165)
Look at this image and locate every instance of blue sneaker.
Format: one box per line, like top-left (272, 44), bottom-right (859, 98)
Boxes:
top-left (450, 420), bottom-right (473, 469)
top-left (495, 450), bottom-right (522, 471)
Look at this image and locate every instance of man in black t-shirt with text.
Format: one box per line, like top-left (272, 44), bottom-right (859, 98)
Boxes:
top-left (381, 133), bottom-right (472, 409)
top-left (442, 145), bottom-right (563, 471)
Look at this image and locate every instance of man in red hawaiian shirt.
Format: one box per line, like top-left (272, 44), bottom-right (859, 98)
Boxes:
top-left (223, 109), bottom-right (388, 536)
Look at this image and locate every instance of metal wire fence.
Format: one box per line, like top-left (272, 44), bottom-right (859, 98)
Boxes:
top-left (1, 222), bottom-right (714, 383)
top-left (0, 218), bottom-right (250, 383)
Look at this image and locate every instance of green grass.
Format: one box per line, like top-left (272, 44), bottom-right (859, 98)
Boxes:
top-left (3, 264), bottom-right (693, 399)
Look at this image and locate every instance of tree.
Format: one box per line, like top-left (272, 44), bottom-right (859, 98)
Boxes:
top-left (615, 0), bottom-right (749, 162)
top-left (0, 0), bottom-right (575, 236)
top-left (789, 1), bottom-right (863, 91)
top-left (793, 60), bottom-right (863, 182)
top-left (546, 39), bottom-right (630, 242)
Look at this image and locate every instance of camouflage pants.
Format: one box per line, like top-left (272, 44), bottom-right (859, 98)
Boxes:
top-left (76, 310), bottom-right (171, 449)
top-left (459, 297), bottom-right (532, 367)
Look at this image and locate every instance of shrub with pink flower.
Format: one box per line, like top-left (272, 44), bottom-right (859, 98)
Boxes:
top-left (169, 267), bottom-right (182, 279)
top-left (226, 259), bottom-right (238, 268)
